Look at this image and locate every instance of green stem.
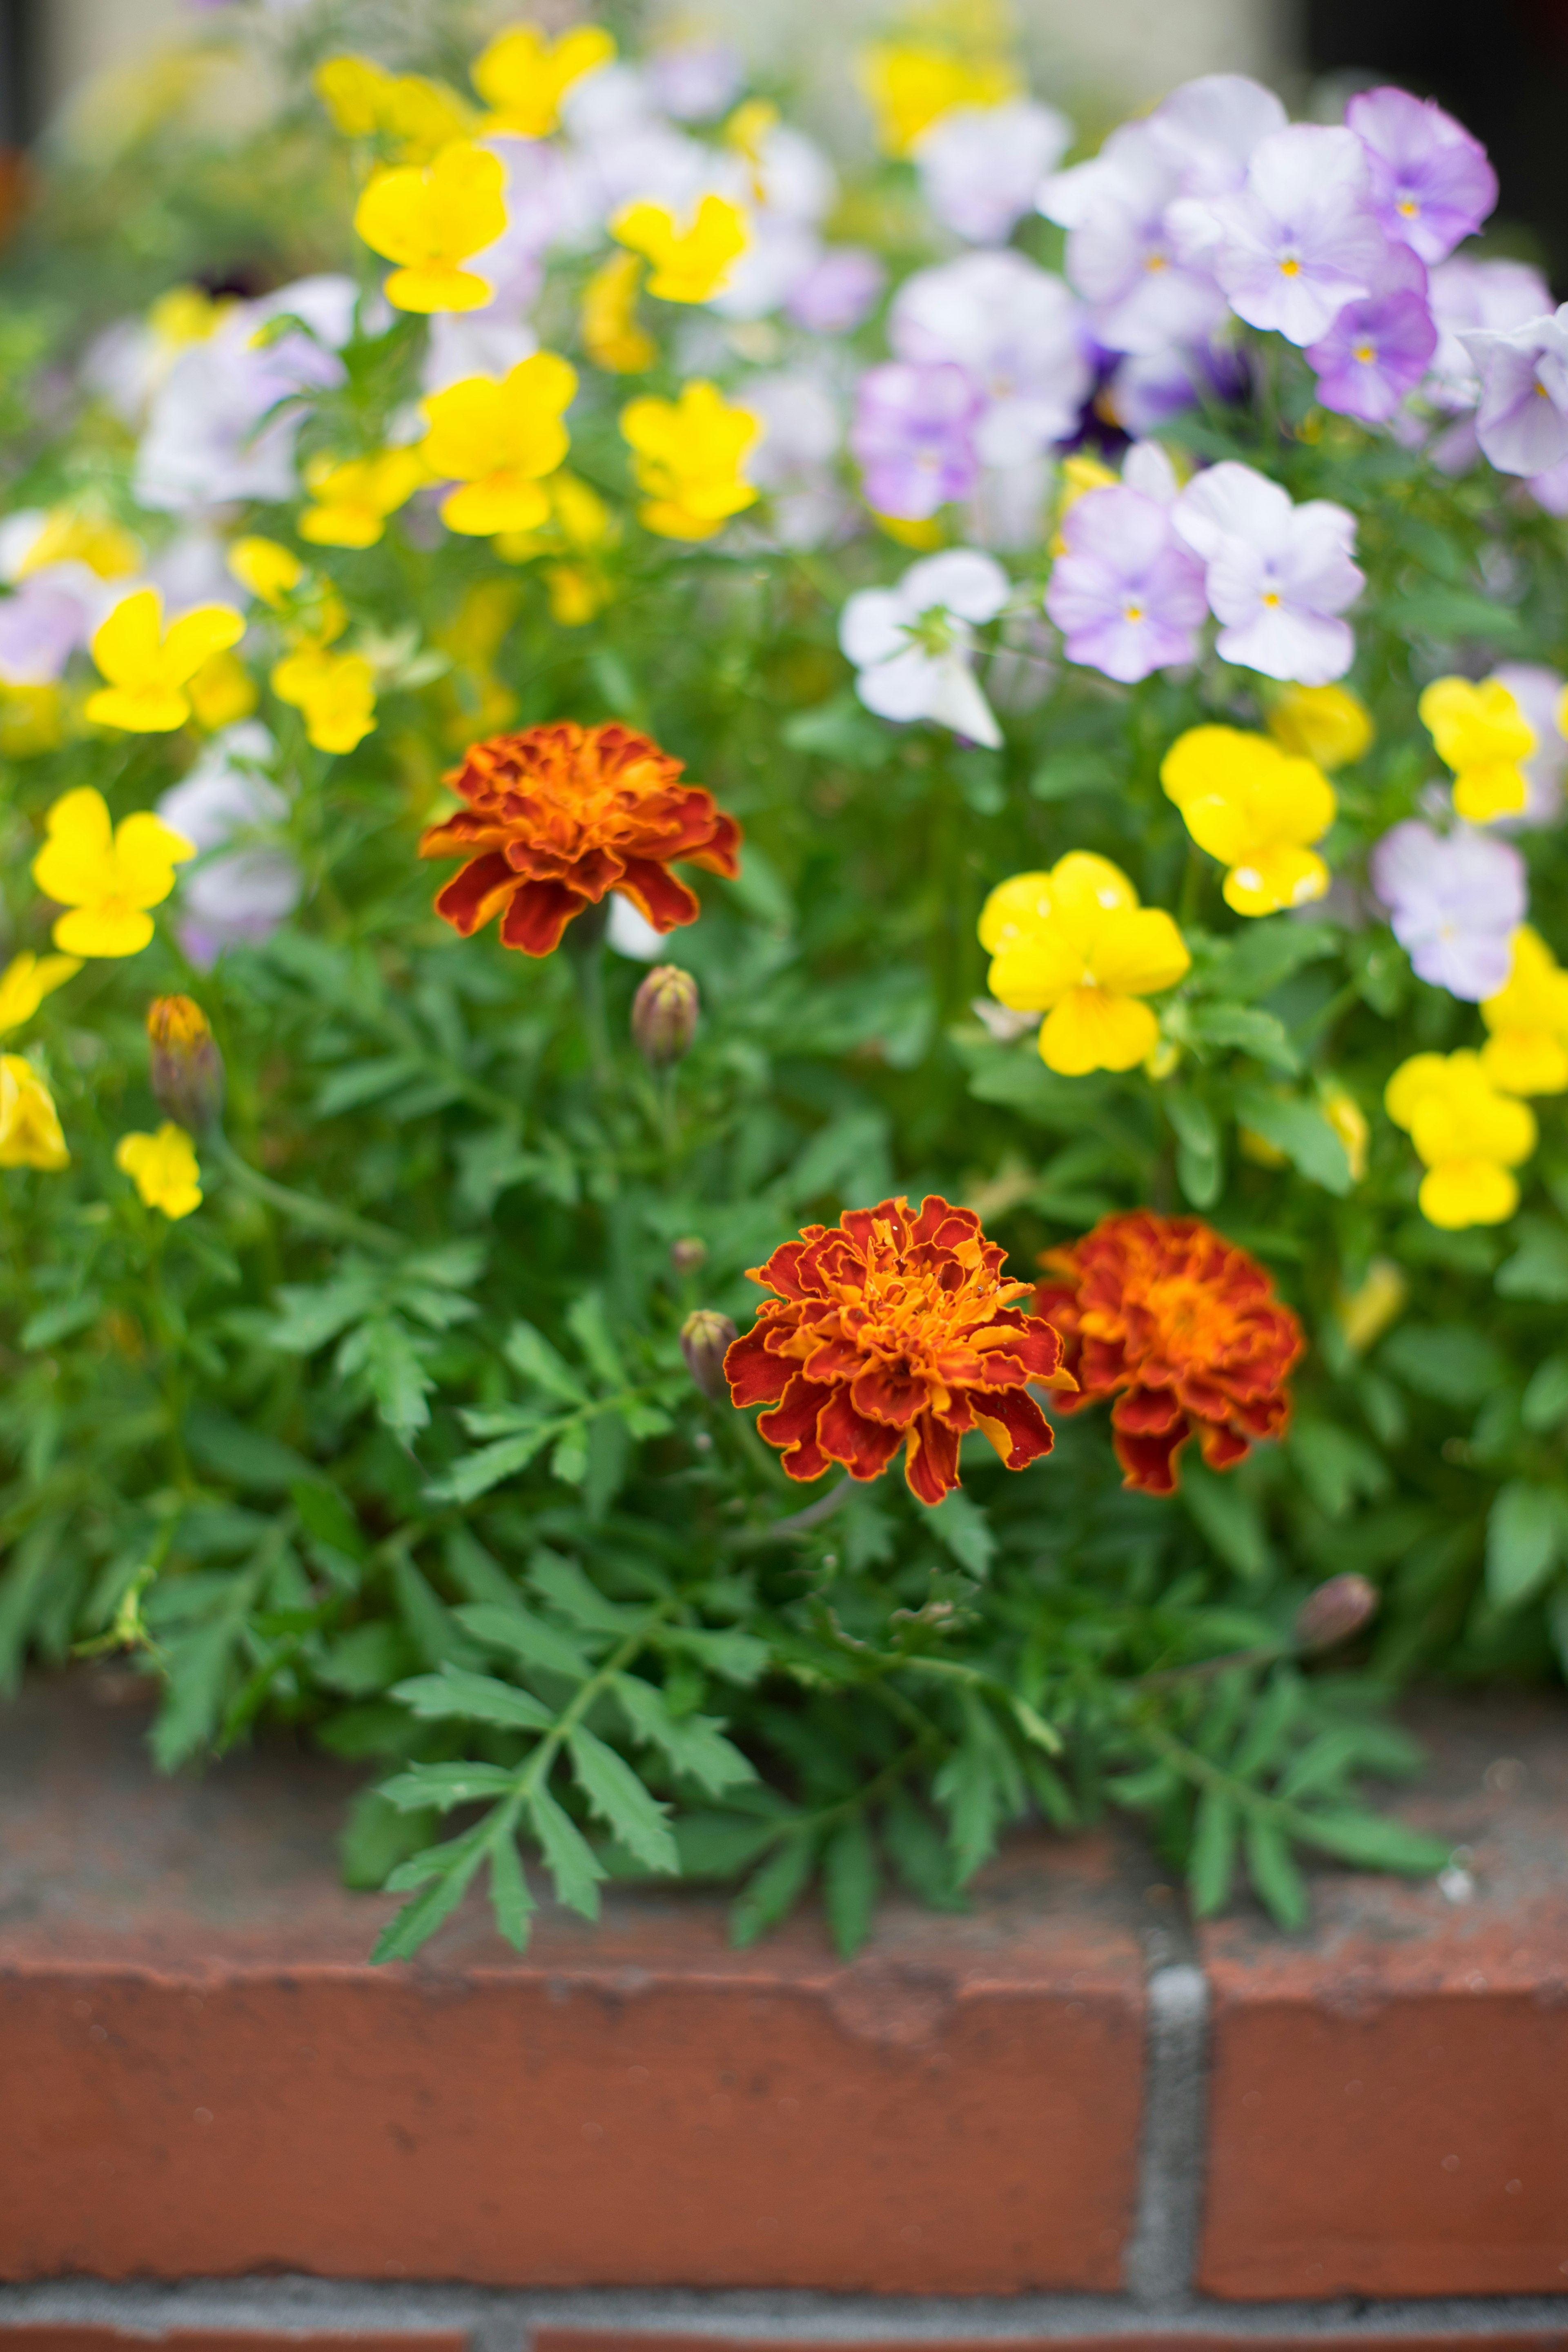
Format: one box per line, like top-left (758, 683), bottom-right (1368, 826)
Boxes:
top-left (208, 1132), bottom-right (403, 1254)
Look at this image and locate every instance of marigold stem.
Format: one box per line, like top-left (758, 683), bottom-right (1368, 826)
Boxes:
top-left (208, 1133), bottom-right (403, 1254)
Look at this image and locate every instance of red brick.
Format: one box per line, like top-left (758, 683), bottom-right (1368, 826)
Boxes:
top-left (0, 1675), bottom-right (1147, 2292)
top-left (1198, 1695), bottom-right (1568, 2299)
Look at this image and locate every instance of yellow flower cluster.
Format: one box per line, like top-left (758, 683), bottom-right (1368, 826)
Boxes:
top-left (116, 1124), bottom-right (202, 1220)
top-left (620, 382), bottom-right (761, 541)
top-left (419, 355), bottom-right (578, 537)
top-left (611, 195), bottom-right (750, 305)
top-left (1419, 676), bottom-right (1534, 823)
top-left (228, 537), bottom-right (377, 754)
top-left (86, 588), bottom-right (245, 735)
top-left (300, 450), bottom-right (425, 549)
top-left (858, 40), bottom-right (1018, 155)
top-left (1481, 926), bottom-right (1568, 1094)
top-left (33, 789), bottom-right (193, 959)
top-left (981, 853), bottom-right (1191, 1076)
top-left (1385, 1050), bottom-right (1536, 1229)
top-left (1161, 726), bottom-right (1336, 917)
top-left (354, 140), bottom-right (507, 315)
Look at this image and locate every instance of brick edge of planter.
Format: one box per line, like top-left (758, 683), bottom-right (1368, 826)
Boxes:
top-left (4, 1677), bottom-right (1568, 2307)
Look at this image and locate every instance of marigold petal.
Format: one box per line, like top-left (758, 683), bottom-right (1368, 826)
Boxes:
top-left (1114, 1421), bottom-right (1189, 1493)
top-left (498, 877), bottom-right (589, 956)
top-left (725, 1323), bottom-right (791, 1408)
top-left (433, 849), bottom-right (517, 935)
top-left (818, 1385), bottom-right (904, 1477)
top-left (967, 1385), bottom-right (1055, 1471)
top-left (904, 1412), bottom-right (962, 1506)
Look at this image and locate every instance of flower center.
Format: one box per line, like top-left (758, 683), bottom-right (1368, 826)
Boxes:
top-left (1353, 341), bottom-right (1377, 365)
top-left (1397, 195), bottom-right (1419, 218)
top-left (1144, 249), bottom-right (1168, 274)
top-left (1278, 253), bottom-right (1301, 277)
top-left (1122, 599), bottom-right (1145, 625)
top-left (906, 603), bottom-right (959, 657)
top-left (1262, 589), bottom-right (1282, 607)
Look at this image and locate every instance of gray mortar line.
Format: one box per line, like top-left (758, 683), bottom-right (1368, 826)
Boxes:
top-left (1121, 1958), bottom-right (1209, 2308)
top-left (2, 2281), bottom-right (1568, 2343)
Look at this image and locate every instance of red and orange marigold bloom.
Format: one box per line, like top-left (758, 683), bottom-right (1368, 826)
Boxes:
top-left (725, 1194), bottom-right (1067, 1507)
top-left (419, 720), bottom-right (741, 956)
top-left (1034, 1211), bottom-right (1304, 1497)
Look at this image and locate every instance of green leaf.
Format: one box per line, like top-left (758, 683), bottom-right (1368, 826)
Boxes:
top-left (504, 1320), bottom-right (590, 1404)
top-left (1244, 1817), bottom-right (1308, 1929)
top-left (21, 1293), bottom-right (102, 1349)
top-left (426, 1424), bottom-right (555, 1504)
top-left (1232, 1087), bottom-right (1352, 1194)
top-left (1391, 586), bottom-right (1521, 641)
top-left (336, 1314), bottom-right (433, 1440)
top-left (455, 1599), bottom-right (593, 1680)
top-left (529, 1548), bottom-right (635, 1634)
top-left (392, 1665), bottom-right (554, 1732)
top-left (186, 1408), bottom-right (313, 1492)
top-left (786, 1108), bottom-right (892, 1208)
top-left (1219, 918), bottom-right (1339, 1001)
top-left (1189, 1788), bottom-right (1237, 1916)
top-left (822, 1814), bottom-right (878, 1958)
top-left (1290, 1808), bottom-right (1450, 1875)
top-left (487, 1832), bottom-right (535, 1951)
top-left (1288, 1418), bottom-right (1390, 1519)
top-left (1182, 1458), bottom-right (1271, 1579)
top-left (151, 1616), bottom-right (245, 1768)
top-left (929, 1488), bottom-right (996, 1579)
top-left (1189, 1002), bottom-right (1299, 1073)
top-left (882, 1793), bottom-right (967, 1909)
top-left (566, 1726), bottom-right (678, 1872)
top-left (933, 1725), bottom-right (1002, 1880)
top-left (612, 1673), bottom-right (755, 1794)
top-left (266, 1271), bottom-right (380, 1354)
top-left (662, 1626), bottom-right (770, 1684)
top-left (782, 690), bottom-right (888, 769)
top-left (550, 1424), bottom-right (590, 1484)
top-left (379, 1762), bottom-right (519, 1811)
top-left (1496, 1217), bottom-right (1568, 1301)
top-left (1379, 1323), bottom-right (1507, 1404)
top-left (565, 1291), bottom-right (624, 1390)
top-left (528, 1782), bottom-right (606, 1918)
top-left (1010, 1694), bottom-right (1063, 1754)
top-left (1523, 1355), bottom-right (1568, 1432)
top-left (290, 1479), bottom-right (368, 1561)
top-left (731, 1833), bottom-right (815, 1944)
top-left (372, 1839), bottom-right (486, 1962)
top-left (315, 1054), bottom-right (422, 1117)
top-left (1486, 1480), bottom-right (1568, 1610)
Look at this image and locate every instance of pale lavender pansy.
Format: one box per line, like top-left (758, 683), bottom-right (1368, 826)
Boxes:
top-left (850, 361), bottom-right (982, 519)
top-left (914, 99), bottom-right (1071, 246)
top-left (738, 371), bottom-right (846, 550)
top-left (1345, 87), bottom-right (1497, 266)
top-left (1171, 124), bottom-right (1388, 347)
top-left (1458, 303), bottom-right (1568, 478)
top-left (1490, 664), bottom-right (1568, 824)
top-left (1305, 240), bottom-right (1436, 423)
top-left (1369, 818), bottom-right (1526, 999)
top-left (645, 42), bottom-right (743, 122)
top-left (157, 723), bottom-right (303, 969)
top-left (1045, 483), bottom-right (1207, 684)
top-left (786, 247), bottom-right (885, 334)
top-left (839, 549), bottom-right (1010, 747)
top-left (1172, 459), bottom-right (1363, 685)
top-left (889, 252), bottom-right (1090, 465)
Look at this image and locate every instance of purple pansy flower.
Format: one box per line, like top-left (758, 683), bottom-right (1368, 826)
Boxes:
top-left (1173, 460), bottom-right (1363, 685)
top-left (850, 361), bottom-right (982, 519)
top-left (1370, 819), bottom-right (1526, 999)
top-left (1459, 304), bottom-right (1568, 478)
top-left (1306, 242), bottom-right (1436, 423)
top-left (1345, 87), bottom-right (1497, 266)
top-left (889, 252), bottom-right (1090, 465)
top-left (1045, 485), bottom-right (1207, 684)
top-left (915, 99), bottom-right (1070, 247)
top-left (786, 247), bottom-right (885, 334)
top-left (157, 723), bottom-right (303, 969)
top-left (1171, 124), bottom-right (1388, 347)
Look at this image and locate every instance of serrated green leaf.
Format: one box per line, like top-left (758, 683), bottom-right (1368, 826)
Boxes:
top-left (567, 1725), bottom-right (678, 1872)
top-left (1523, 1355), bottom-right (1568, 1432)
top-left (566, 1291), bottom-right (624, 1390)
top-left (529, 1548), bottom-right (635, 1633)
top-left (336, 1314), bottom-right (433, 1439)
top-left (378, 1761), bottom-right (518, 1811)
top-left (731, 1833), bottom-right (815, 1944)
top-left (1289, 1808), bottom-right (1450, 1875)
top-left (1486, 1479), bottom-right (1567, 1610)
top-left (823, 1814), bottom-right (878, 1958)
top-left (662, 1625), bottom-right (770, 1684)
top-left (1189, 1002), bottom-right (1299, 1072)
top-left (933, 1729), bottom-right (1001, 1881)
top-left (1182, 1458), bottom-right (1271, 1579)
top-left (267, 1272), bottom-right (380, 1354)
top-left (550, 1424), bottom-right (590, 1484)
top-left (487, 1831), bottom-right (535, 1951)
top-left (426, 1424), bottom-right (555, 1504)
top-left (372, 1840), bottom-right (486, 1962)
top-left (455, 1599), bottom-right (593, 1679)
top-left (1232, 1087), bottom-right (1351, 1194)
top-left (528, 1782), bottom-right (606, 1918)
top-left (392, 1665), bottom-right (554, 1732)
top-left (504, 1320), bottom-right (590, 1404)
top-left (612, 1673), bottom-right (755, 1793)
top-left (1244, 1817), bottom-right (1308, 1929)
top-left (928, 1488), bottom-right (996, 1579)
top-left (290, 1480), bottom-right (368, 1561)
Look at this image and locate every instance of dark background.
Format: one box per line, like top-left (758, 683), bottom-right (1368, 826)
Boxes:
top-left (1305, 0), bottom-right (1568, 284)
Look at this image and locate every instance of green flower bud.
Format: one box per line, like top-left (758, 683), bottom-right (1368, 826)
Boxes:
top-left (632, 964), bottom-right (699, 1067)
top-left (1294, 1573), bottom-right (1378, 1655)
top-left (670, 1236), bottom-right (707, 1275)
top-left (147, 996), bottom-right (225, 1134)
top-left (680, 1308), bottom-right (735, 1401)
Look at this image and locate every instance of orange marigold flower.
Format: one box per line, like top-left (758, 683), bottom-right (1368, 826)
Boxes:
top-left (419, 720), bottom-right (742, 956)
top-left (725, 1194), bottom-right (1066, 1508)
top-left (1035, 1212), bottom-right (1303, 1497)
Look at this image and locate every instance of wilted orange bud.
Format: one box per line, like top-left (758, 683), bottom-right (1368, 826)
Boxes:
top-left (147, 995), bottom-right (225, 1133)
top-left (1294, 1574), bottom-right (1379, 1654)
top-left (632, 964), bottom-right (699, 1067)
top-left (680, 1309), bottom-right (736, 1400)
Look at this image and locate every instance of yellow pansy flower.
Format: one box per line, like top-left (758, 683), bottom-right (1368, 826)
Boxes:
top-left (472, 22), bottom-right (615, 138)
top-left (14, 509), bottom-right (140, 581)
top-left (314, 56), bottom-right (473, 160)
top-left (299, 449), bottom-right (426, 548)
top-left (1267, 683), bottom-right (1374, 771)
top-left (271, 646), bottom-right (377, 755)
top-left (982, 851), bottom-right (1192, 1077)
top-left (581, 252), bottom-right (656, 374)
top-left (1480, 926), bottom-right (1568, 1096)
top-left (0, 1055), bottom-right (67, 1171)
top-left (354, 141), bottom-right (507, 315)
top-left (1161, 725), bottom-right (1336, 917)
top-left (228, 536), bottom-right (304, 608)
top-left (146, 285), bottom-right (234, 355)
top-left (116, 1123), bottom-right (201, 1220)
top-left (419, 354), bottom-right (578, 537)
top-left (85, 588), bottom-right (245, 735)
top-left (611, 195), bottom-right (749, 305)
top-left (1385, 1048), bottom-right (1536, 1229)
top-left (186, 650), bottom-right (257, 730)
top-left (0, 951), bottom-right (80, 1034)
top-left (1418, 676), bottom-right (1533, 823)
top-left (33, 788), bottom-right (194, 959)
top-left (620, 381), bottom-right (760, 541)
top-left (858, 42), bottom-right (1018, 156)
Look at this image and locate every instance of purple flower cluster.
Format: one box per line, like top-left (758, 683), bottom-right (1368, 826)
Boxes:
top-left (1370, 820), bottom-right (1526, 1000)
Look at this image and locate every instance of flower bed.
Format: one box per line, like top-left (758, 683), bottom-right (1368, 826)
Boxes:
top-left (0, 7), bottom-right (1564, 1969)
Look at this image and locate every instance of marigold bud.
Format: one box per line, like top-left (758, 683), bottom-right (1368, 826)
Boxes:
top-left (147, 996), bottom-right (225, 1134)
top-left (670, 1236), bottom-right (707, 1275)
top-left (1294, 1573), bottom-right (1379, 1655)
top-left (633, 964), bottom-right (699, 1067)
top-left (681, 1308), bottom-right (736, 1400)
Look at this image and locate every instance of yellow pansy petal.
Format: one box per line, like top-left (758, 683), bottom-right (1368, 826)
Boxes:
top-left (229, 537), bottom-right (303, 606)
top-left (978, 871), bottom-right (1055, 953)
top-left (114, 811), bottom-right (196, 906)
top-left (117, 1123), bottom-right (202, 1218)
top-left (989, 929), bottom-right (1085, 1011)
top-left (161, 604), bottom-right (246, 687)
top-left (89, 590), bottom-right (164, 691)
top-left (84, 685), bottom-right (192, 733)
top-left (1040, 989), bottom-right (1158, 1076)
top-left (1321, 1084), bottom-right (1370, 1182)
top-left (0, 1054), bottom-right (68, 1170)
top-left (1267, 684), bottom-right (1374, 771)
top-left (1481, 1030), bottom-right (1568, 1096)
top-left (1176, 791), bottom-right (1256, 867)
top-left (473, 23), bottom-right (615, 138)
top-left (385, 264), bottom-right (494, 314)
top-left (1087, 906), bottom-right (1192, 997)
top-left (33, 787), bottom-right (115, 904)
top-left (1419, 1160), bottom-right (1519, 1229)
top-left (0, 952), bottom-right (80, 1035)
top-left (53, 904), bottom-right (155, 958)
top-left (1384, 1052), bottom-right (1450, 1133)
top-left (440, 478), bottom-right (552, 537)
top-left (1222, 843), bottom-right (1328, 918)
top-left (1452, 762), bottom-right (1528, 823)
top-left (1160, 724), bottom-right (1265, 811)
top-left (1045, 851), bottom-right (1139, 931)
